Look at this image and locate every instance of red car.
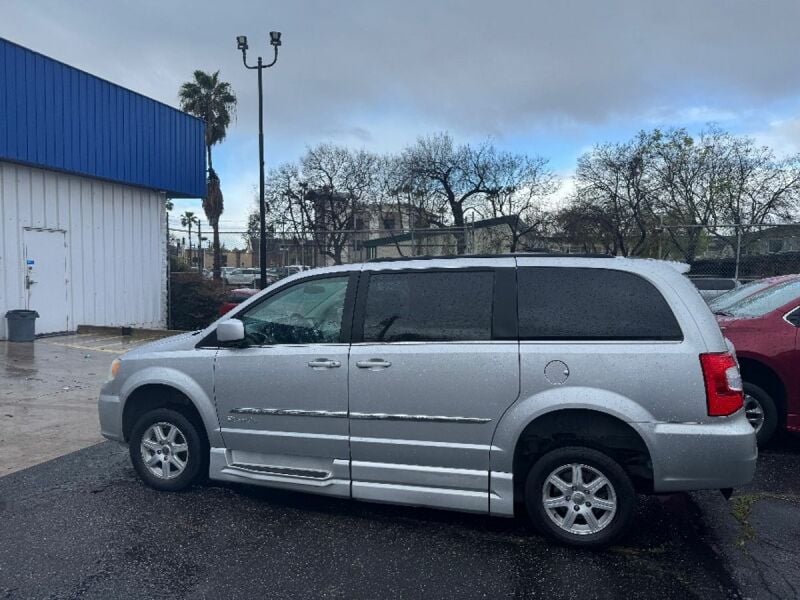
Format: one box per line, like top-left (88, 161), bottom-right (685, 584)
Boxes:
top-left (218, 288), bottom-right (259, 317)
top-left (715, 276), bottom-right (800, 445)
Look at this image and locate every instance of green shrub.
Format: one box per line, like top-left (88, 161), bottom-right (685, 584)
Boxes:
top-left (169, 273), bottom-right (225, 330)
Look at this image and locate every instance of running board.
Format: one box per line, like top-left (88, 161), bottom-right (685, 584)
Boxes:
top-left (229, 463), bottom-right (329, 479)
top-left (209, 448), bottom-right (350, 497)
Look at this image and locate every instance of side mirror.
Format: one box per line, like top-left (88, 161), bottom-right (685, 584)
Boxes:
top-left (217, 319), bottom-right (245, 343)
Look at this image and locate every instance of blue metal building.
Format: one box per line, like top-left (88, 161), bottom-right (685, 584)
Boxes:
top-left (0, 37), bottom-right (206, 337)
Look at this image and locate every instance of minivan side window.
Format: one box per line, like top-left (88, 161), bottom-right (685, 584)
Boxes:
top-left (362, 270), bottom-right (494, 342)
top-left (239, 276), bottom-right (349, 345)
top-left (517, 267), bottom-right (682, 341)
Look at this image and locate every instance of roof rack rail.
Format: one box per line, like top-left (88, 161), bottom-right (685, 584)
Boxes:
top-left (365, 252), bottom-right (612, 263)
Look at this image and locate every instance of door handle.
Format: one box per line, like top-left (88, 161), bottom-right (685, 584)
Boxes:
top-left (356, 358), bottom-right (392, 370)
top-left (307, 358), bottom-right (341, 369)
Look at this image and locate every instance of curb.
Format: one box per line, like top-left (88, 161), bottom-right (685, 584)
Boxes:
top-left (76, 325), bottom-right (184, 339)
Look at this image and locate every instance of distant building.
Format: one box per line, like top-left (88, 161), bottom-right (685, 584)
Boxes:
top-left (362, 215), bottom-right (546, 260)
top-left (0, 38), bottom-right (205, 338)
top-left (698, 225), bottom-right (800, 259)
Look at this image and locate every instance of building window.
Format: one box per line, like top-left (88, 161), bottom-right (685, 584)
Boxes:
top-left (383, 218), bottom-right (395, 231)
top-left (768, 238), bottom-right (784, 254)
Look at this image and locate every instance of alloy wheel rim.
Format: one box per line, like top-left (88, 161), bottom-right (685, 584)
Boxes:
top-left (542, 463), bottom-right (617, 536)
top-left (744, 394), bottom-right (765, 433)
top-left (140, 421), bottom-right (189, 479)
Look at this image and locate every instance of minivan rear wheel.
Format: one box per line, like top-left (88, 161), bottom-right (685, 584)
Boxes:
top-left (129, 408), bottom-right (206, 492)
top-left (525, 446), bottom-right (635, 548)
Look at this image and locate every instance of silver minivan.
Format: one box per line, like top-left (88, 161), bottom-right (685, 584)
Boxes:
top-left (99, 255), bottom-right (757, 547)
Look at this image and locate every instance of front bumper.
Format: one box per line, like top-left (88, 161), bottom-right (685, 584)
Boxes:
top-left (98, 393), bottom-right (124, 442)
top-left (639, 413), bottom-right (757, 493)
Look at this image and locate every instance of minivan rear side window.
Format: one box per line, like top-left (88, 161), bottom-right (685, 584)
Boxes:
top-left (362, 270), bottom-right (494, 342)
top-left (517, 267), bottom-right (682, 341)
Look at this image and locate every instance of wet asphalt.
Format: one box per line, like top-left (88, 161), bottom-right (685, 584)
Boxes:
top-left (0, 442), bottom-right (749, 600)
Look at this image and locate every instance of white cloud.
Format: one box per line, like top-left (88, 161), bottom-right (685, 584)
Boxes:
top-left (751, 118), bottom-right (800, 156)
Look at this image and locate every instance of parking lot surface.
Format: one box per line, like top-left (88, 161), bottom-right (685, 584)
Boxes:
top-left (1, 441), bottom-right (743, 600)
top-left (0, 333), bottom-right (165, 475)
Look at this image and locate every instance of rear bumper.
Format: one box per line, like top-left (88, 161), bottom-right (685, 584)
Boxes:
top-left (639, 414), bottom-right (757, 492)
top-left (98, 393), bottom-right (124, 442)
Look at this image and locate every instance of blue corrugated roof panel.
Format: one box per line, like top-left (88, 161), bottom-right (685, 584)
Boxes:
top-left (0, 37), bottom-right (206, 198)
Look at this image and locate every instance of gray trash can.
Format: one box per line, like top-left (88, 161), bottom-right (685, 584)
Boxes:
top-left (5, 309), bottom-right (39, 342)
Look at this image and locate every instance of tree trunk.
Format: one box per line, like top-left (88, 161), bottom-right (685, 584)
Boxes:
top-left (212, 219), bottom-right (221, 280)
top-left (508, 226), bottom-right (519, 253)
top-left (452, 202), bottom-right (467, 254)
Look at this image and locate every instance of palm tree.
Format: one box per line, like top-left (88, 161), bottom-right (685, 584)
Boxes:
top-left (179, 70), bottom-right (237, 281)
top-left (180, 210), bottom-right (196, 268)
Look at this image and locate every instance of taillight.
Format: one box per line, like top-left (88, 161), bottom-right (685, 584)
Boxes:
top-left (700, 352), bottom-right (744, 417)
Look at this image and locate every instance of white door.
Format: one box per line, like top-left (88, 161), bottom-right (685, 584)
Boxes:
top-left (23, 229), bottom-right (69, 335)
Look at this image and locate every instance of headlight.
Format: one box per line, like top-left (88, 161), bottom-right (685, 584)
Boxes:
top-left (109, 358), bottom-right (122, 380)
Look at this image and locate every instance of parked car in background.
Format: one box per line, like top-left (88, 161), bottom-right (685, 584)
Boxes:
top-left (253, 269), bottom-right (280, 289)
top-left (100, 255), bottom-right (755, 548)
top-left (716, 276), bottom-right (800, 445)
top-left (710, 274), bottom-right (798, 314)
top-left (689, 276), bottom-right (740, 303)
top-left (218, 288), bottom-right (259, 317)
top-left (283, 264), bottom-right (311, 277)
top-left (223, 268), bottom-right (261, 287)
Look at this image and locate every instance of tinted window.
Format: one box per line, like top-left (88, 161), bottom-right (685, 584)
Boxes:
top-left (240, 276), bottom-right (349, 345)
top-left (518, 267), bottom-right (682, 341)
top-left (362, 271), bottom-right (494, 342)
top-left (690, 278), bottom-right (737, 291)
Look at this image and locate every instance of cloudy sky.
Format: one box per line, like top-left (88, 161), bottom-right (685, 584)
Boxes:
top-left (4, 0), bottom-right (800, 245)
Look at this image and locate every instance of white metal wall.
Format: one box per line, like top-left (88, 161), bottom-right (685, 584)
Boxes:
top-left (0, 160), bottom-right (167, 339)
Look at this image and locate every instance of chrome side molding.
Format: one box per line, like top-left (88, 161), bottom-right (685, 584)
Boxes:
top-left (230, 408), bottom-right (490, 424)
top-left (350, 412), bottom-right (491, 424)
top-left (230, 408), bottom-right (348, 418)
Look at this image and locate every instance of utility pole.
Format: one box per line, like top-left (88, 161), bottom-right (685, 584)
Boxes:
top-left (196, 219), bottom-right (203, 274)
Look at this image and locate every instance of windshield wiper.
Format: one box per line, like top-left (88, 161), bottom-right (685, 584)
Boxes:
top-left (713, 310), bottom-right (732, 316)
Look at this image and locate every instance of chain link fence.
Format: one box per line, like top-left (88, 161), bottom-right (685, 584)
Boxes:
top-left (654, 223), bottom-right (800, 280)
top-left (168, 221), bottom-right (800, 282)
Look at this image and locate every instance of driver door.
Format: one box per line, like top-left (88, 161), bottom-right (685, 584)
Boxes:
top-left (211, 272), bottom-right (357, 498)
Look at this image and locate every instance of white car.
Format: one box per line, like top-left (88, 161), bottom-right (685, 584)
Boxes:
top-left (223, 268), bottom-right (260, 287)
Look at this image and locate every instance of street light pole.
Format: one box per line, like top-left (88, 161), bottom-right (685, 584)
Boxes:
top-left (237, 32), bottom-right (281, 289)
top-left (196, 218), bottom-right (203, 274)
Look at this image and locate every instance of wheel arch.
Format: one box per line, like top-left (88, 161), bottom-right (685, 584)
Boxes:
top-left (508, 409), bottom-right (654, 502)
top-left (737, 355), bottom-right (787, 425)
top-left (119, 369), bottom-right (220, 446)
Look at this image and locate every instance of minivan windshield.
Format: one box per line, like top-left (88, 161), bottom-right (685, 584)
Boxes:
top-left (710, 279), bottom-right (776, 313)
top-left (723, 280), bottom-right (800, 318)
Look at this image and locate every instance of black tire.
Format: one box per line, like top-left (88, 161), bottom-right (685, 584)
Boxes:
top-left (129, 408), bottom-right (207, 492)
top-left (525, 446), bottom-right (636, 549)
top-left (743, 382), bottom-right (778, 447)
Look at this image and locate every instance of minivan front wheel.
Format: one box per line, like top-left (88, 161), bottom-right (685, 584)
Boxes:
top-left (129, 408), bottom-right (206, 492)
top-left (525, 446), bottom-right (635, 548)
